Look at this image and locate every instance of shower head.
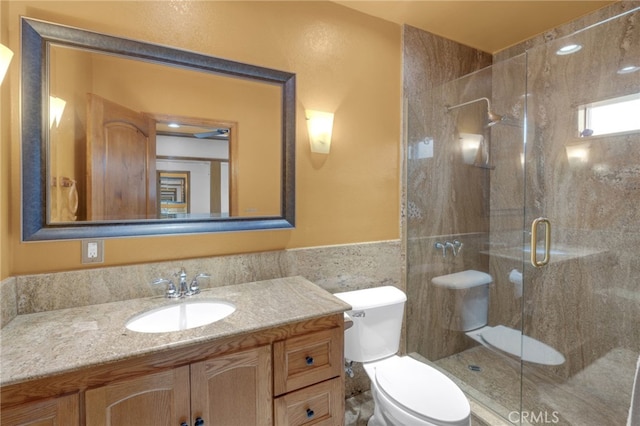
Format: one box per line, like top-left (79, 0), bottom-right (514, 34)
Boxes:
top-left (487, 110), bottom-right (504, 126)
top-left (446, 97), bottom-right (504, 126)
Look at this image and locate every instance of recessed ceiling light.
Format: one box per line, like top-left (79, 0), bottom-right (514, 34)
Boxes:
top-left (168, 123), bottom-right (180, 128)
top-left (617, 65), bottom-right (640, 74)
top-left (556, 44), bottom-right (582, 55)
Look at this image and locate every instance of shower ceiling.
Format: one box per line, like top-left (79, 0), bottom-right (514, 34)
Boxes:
top-left (333, 1), bottom-right (617, 53)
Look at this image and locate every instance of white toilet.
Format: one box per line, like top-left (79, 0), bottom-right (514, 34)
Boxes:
top-left (334, 286), bottom-right (471, 426)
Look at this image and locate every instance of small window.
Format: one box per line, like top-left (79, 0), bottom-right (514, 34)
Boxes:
top-left (578, 93), bottom-right (640, 137)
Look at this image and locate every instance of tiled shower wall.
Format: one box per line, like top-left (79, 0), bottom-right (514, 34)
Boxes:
top-left (404, 2), bottom-right (640, 370)
top-left (404, 2), bottom-right (640, 424)
top-left (519, 5), bottom-right (640, 379)
top-left (403, 25), bottom-right (493, 360)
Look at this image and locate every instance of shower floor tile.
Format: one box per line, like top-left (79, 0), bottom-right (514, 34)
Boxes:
top-left (417, 346), bottom-right (636, 425)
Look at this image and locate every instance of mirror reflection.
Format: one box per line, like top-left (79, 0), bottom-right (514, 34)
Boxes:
top-left (22, 17), bottom-right (295, 240)
top-left (48, 44), bottom-right (281, 223)
top-left (156, 122), bottom-right (230, 219)
top-left (158, 171), bottom-right (190, 217)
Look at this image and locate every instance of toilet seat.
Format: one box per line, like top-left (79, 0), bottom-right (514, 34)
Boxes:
top-left (372, 356), bottom-right (470, 426)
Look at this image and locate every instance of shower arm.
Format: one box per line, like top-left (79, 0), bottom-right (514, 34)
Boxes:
top-left (445, 97), bottom-right (491, 113)
top-left (445, 97), bottom-right (503, 126)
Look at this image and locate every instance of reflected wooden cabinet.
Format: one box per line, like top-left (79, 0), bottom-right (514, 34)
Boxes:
top-left (0, 393), bottom-right (79, 426)
top-left (86, 346), bottom-right (271, 426)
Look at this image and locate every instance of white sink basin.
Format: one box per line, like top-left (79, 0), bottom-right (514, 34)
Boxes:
top-left (126, 299), bottom-right (236, 333)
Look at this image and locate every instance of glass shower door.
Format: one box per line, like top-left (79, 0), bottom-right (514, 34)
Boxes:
top-left (520, 8), bottom-right (640, 425)
top-left (405, 53), bottom-right (529, 422)
top-left (406, 7), bottom-right (639, 425)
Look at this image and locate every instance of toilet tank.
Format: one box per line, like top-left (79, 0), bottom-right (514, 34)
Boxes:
top-left (431, 270), bottom-right (492, 331)
top-left (334, 286), bottom-right (407, 363)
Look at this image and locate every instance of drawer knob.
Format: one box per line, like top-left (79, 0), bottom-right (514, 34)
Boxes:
top-left (305, 356), bottom-right (314, 366)
top-left (306, 408), bottom-right (315, 419)
top-left (195, 418), bottom-right (205, 426)
top-left (180, 423), bottom-right (188, 426)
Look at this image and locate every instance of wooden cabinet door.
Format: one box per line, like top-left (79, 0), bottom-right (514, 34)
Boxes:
top-left (190, 345), bottom-right (272, 426)
top-left (86, 93), bottom-right (157, 220)
top-left (0, 393), bottom-right (79, 426)
top-left (85, 366), bottom-right (190, 426)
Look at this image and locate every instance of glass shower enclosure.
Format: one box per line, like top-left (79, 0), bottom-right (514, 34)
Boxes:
top-left (406, 7), bottom-right (639, 425)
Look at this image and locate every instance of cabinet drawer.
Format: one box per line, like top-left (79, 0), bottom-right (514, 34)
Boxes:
top-left (274, 378), bottom-right (344, 426)
top-left (273, 327), bottom-right (343, 395)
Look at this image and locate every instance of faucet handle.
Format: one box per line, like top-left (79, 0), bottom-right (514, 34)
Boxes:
top-left (452, 240), bottom-right (463, 256)
top-left (152, 278), bottom-right (179, 298)
top-left (189, 273), bottom-right (211, 295)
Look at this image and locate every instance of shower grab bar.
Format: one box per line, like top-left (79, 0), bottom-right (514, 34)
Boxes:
top-left (530, 217), bottom-right (551, 267)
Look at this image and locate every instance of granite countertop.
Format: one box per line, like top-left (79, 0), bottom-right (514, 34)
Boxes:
top-left (0, 276), bottom-right (351, 387)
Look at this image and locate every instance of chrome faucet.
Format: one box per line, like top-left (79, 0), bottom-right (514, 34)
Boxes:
top-left (153, 268), bottom-right (211, 298)
top-left (178, 268), bottom-right (189, 296)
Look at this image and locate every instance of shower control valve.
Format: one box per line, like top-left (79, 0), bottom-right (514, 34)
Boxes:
top-left (434, 240), bottom-right (463, 257)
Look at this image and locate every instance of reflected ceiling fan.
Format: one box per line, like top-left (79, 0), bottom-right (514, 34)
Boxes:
top-left (194, 128), bottom-right (229, 139)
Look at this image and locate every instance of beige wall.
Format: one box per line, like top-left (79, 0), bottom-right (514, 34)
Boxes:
top-left (1, 1), bottom-right (401, 276)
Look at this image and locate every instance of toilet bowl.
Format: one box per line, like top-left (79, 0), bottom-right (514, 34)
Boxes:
top-left (364, 356), bottom-right (470, 426)
top-left (334, 286), bottom-right (471, 426)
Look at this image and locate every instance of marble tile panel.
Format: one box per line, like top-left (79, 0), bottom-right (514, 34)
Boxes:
top-left (12, 240), bottom-right (402, 315)
top-left (286, 240), bottom-right (402, 294)
top-left (1, 277), bottom-right (17, 328)
top-left (344, 390), bottom-right (374, 426)
top-left (494, 2), bottom-right (640, 61)
top-left (430, 345), bottom-right (637, 426)
top-left (406, 233), bottom-right (489, 360)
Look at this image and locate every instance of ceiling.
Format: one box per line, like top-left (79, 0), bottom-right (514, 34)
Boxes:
top-left (334, 1), bottom-right (617, 53)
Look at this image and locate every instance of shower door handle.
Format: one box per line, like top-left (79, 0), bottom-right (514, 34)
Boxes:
top-left (530, 217), bottom-right (551, 267)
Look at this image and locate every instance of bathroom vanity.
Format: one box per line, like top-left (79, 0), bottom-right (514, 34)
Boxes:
top-left (0, 277), bottom-right (349, 426)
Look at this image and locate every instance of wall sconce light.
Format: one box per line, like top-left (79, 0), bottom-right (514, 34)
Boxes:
top-left (49, 96), bottom-right (67, 128)
top-left (306, 110), bottom-right (334, 154)
top-left (565, 142), bottom-right (590, 167)
top-left (459, 133), bottom-right (483, 164)
top-left (0, 43), bottom-right (14, 84)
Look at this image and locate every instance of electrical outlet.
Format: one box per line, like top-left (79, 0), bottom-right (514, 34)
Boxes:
top-left (87, 242), bottom-right (98, 258)
top-left (82, 239), bottom-right (104, 264)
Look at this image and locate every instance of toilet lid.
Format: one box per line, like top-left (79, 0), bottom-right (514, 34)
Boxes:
top-left (375, 357), bottom-right (470, 424)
